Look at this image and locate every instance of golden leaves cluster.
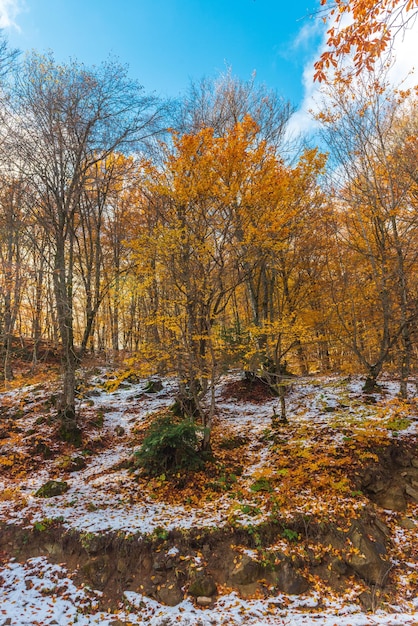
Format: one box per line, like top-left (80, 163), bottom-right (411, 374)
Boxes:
top-left (315, 0), bottom-right (418, 81)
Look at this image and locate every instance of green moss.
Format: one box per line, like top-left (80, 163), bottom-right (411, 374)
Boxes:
top-left (386, 417), bottom-right (411, 432)
top-left (35, 480), bottom-right (69, 498)
top-left (250, 477), bottom-right (273, 493)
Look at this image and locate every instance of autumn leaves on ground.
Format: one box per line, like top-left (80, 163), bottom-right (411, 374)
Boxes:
top-left (0, 357), bottom-right (417, 624)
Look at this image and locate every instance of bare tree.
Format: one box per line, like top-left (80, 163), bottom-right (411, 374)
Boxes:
top-left (0, 175), bottom-right (27, 380)
top-left (2, 52), bottom-right (164, 441)
top-left (173, 69), bottom-right (293, 152)
top-left (318, 75), bottom-right (418, 393)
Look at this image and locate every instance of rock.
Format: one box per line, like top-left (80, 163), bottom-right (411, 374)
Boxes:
top-left (400, 468), bottom-right (418, 481)
top-left (44, 543), bottom-right (64, 559)
top-left (150, 573), bottom-right (165, 585)
top-left (372, 517), bottom-right (391, 538)
top-left (35, 480), bottom-right (69, 498)
top-left (31, 440), bottom-right (53, 459)
top-left (330, 557), bottom-right (348, 576)
top-left (405, 484), bottom-right (418, 503)
top-left (189, 573), bottom-right (217, 598)
top-left (157, 583), bottom-right (184, 606)
top-left (69, 455), bottom-right (86, 471)
top-left (358, 591), bottom-right (376, 612)
top-left (81, 555), bottom-right (111, 590)
top-left (267, 560), bottom-right (309, 594)
top-left (398, 517), bottom-right (416, 530)
top-left (196, 596), bottom-right (213, 606)
top-left (346, 522), bottom-right (390, 585)
top-left (153, 553), bottom-right (175, 571)
top-left (144, 379), bottom-right (163, 393)
top-left (327, 521), bottom-right (389, 586)
top-left (362, 469), bottom-right (388, 494)
top-left (229, 555), bottom-right (263, 585)
top-left (58, 455), bottom-right (86, 472)
top-left (374, 485), bottom-right (406, 512)
top-left (237, 582), bottom-right (260, 598)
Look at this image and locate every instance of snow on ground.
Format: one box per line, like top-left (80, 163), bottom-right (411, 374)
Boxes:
top-left (0, 371), bottom-right (417, 532)
top-left (0, 369), bottom-right (417, 624)
top-left (1, 557), bottom-right (418, 626)
top-left (1, 372), bottom-right (278, 533)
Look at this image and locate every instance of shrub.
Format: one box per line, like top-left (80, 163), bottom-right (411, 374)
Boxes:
top-left (134, 413), bottom-right (204, 476)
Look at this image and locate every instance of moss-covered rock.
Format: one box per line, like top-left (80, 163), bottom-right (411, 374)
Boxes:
top-left (57, 455), bottom-right (86, 472)
top-left (35, 480), bottom-right (69, 498)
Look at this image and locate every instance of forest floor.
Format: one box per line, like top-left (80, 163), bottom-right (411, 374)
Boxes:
top-left (0, 362), bottom-right (418, 625)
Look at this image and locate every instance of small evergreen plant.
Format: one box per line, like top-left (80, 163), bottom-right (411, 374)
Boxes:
top-left (134, 413), bottom-right (204, 476)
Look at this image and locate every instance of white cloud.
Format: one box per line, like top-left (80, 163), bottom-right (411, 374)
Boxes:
top-left (387, 20), bottom-right (418, 89)
top-left (290, 18), bottom-right (323, 54)
top-left (285, 23), bottom-right (327, 141)
top-left (286, 48), bottom-right (322, 140)
top-left (0, 0), bottom-right (23, 30)
top-left (289, 8), bottom-right (418, 140)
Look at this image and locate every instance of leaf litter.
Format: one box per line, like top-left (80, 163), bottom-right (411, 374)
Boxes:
top-left (0, 369), bottom-right (417, 624)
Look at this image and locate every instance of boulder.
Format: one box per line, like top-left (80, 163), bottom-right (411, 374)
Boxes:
top-left (266, 559), bottom-right (309, 595)
top-left (35, 480), bottom-right (69, 498)
top-left (346, 522), bottom-right (390, 585)
top-left (330, 557), bottom-right (348, 576)
top-left (196, 596), bottom-right (213, 606)
top-left (405, 484), bottom-right (418, 504)
top-left (229, 554), bottom-right (263, 585)
top-left (189, 573), bottom-right (217, 598)
top-left (374, 485), bottom-right (406, 512)
top-left (327, 521), bottom-right (390, 586)
top-left (157, 583), bottom-right (184, 606)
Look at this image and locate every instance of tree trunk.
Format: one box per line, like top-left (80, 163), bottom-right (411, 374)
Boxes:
top-left (53, 239), bottom-right (81, 445)
top-left (363, 363), bottom-right (382, 393)
top-left (390, 216), bottom-right (412, 399)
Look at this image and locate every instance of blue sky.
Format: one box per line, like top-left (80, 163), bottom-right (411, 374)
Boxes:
top-left (2, 0), bottom-right (324, 107)
top-left (2, 0), bottom-right (418, 137)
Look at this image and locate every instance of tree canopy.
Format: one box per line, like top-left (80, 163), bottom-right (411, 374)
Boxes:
top-left (314, 0), bottom-right (418, 81)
